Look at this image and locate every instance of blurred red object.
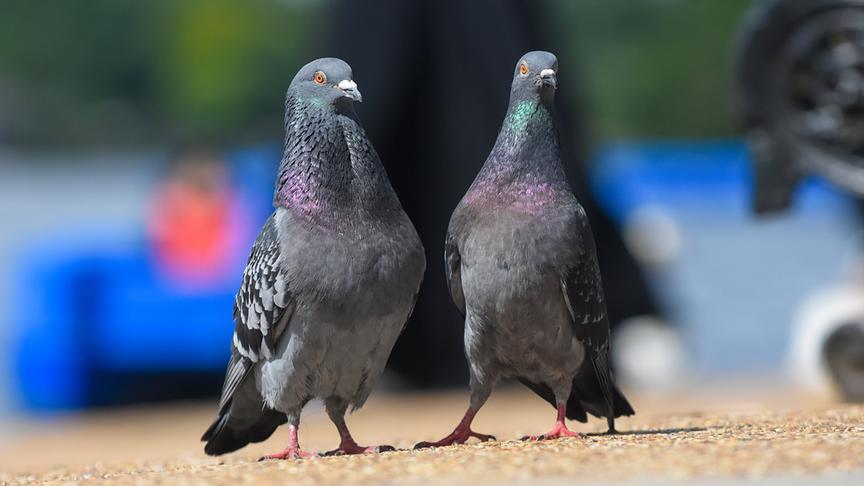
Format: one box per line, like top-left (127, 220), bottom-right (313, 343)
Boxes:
top-left (147, 151), bottom-right (247, 287)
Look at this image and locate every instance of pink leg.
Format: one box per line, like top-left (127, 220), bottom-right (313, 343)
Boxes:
top-left (259, 424), bottom-right (315, 460)
top-left (526, 403), bottom-right (581, 441)
top-left (414, 407), bottom-right (496, 449)
top-left (322, 419), bottom-right (395, 456)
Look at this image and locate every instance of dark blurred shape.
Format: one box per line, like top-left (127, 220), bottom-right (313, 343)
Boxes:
top-left (735, 0), bottom-right (864, 212)
top-left (823, 322), bottom-right (864, 402)
top-left (325, 0), bottom-right (659, 387)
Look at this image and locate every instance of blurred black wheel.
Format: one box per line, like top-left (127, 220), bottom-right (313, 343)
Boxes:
top-left (735, 0), bottom-right (864, 210)
top-left (823, 322), bottom-right (864, 402)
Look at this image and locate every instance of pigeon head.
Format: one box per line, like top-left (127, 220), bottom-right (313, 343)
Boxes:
top-left (288, 57), bottom-right (362, 107)
top-left (510, 51), bottom-right (558, 103)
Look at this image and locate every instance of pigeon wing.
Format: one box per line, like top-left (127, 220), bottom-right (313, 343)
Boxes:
top-left (217, 214), bottom-right (295, 412)
top-left (560, 205), bottom-right (619, 430)
top-left (444, 231), bottom-right (466, 318)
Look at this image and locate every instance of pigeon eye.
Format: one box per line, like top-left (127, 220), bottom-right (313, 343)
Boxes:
top-left (313, 71), bottom-right (327, 84)
top-left (519, 62), bottom-right (528, 76)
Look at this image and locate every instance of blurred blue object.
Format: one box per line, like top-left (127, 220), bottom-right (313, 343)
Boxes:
top-left (12, 145), bottom-right (281, 411)
top-left (592, 140), bottom-right (860, 374)
top-left (592, 140), bottom-right (852, 218)
top-left (13, 233), bottom-right (235, 409)
top-left (227, 142), bottom-right (283, 220)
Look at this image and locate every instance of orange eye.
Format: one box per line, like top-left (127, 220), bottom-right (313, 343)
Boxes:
top-left (519, 63), bottom-right (528, 76)
top-left (313, 71), bottom-right (326, 84)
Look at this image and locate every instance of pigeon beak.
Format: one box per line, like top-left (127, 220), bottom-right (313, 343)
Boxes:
top-left (337, 79), bottom-right (362, 102)
top-left (540, 69), bottom-right (557, 89)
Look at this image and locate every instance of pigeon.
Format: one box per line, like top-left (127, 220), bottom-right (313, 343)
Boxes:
top-left (415, 51), bottom-right (633, 448)
top-left (201, 58), bottom-right (426, 459)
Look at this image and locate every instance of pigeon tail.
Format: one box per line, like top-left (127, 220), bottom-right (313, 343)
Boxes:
top-left (518, 355), bottom-right (634, 431)
top-left (583, 352), bottom-right (634, 433)
top-left (202, 404), bottom-right (287, 456)
top-left (569, 352), bottom-right (634, 431)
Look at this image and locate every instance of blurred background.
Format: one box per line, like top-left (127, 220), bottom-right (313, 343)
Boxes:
top-left (1, 0), bottom-right (863, 451)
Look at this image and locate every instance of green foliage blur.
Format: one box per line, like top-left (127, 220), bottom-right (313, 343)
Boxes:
top-left (0, 0), bottom-right (317, 147)
top-left (551, 0), bottom-right (754, 140)
top-left (0, 0), bottom-right (753, 148)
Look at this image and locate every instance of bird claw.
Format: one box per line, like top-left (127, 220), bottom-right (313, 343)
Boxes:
top-left (522, 425), bottom-right (581, 442)
top-left (472, 432), bottom-right (497, 442)
top-left (413, 430), bottom-right (496, 449)
top-left (259, 448), bottom-right (316, 461)
top-left (321, 443), bottom-right (396, 456)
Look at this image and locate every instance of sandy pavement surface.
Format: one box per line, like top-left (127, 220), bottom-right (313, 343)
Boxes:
top-left (1, 384), bottom-right (863, 485)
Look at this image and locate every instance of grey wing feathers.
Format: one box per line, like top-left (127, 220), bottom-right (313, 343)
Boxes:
top-left (217, 354), bottom-right (251, 411)
top-left (561, 205), bottom-right (634, 431)
top-left (444, 232), bottom-right (465, 317)
top-left (561, 206), bottom-right (609, 352)
top-left (218, 214), bottom-right (295, 411)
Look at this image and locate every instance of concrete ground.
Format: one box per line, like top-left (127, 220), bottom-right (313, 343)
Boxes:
top-left (1, 384), bottom-right (863, 485)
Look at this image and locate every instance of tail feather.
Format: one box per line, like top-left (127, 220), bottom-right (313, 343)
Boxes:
top-left (201, 409), bottom-right (230, 443)
top-left (202, 404), bottom-right (287, 456)
top-left (518, 377), bottom-right (588, 422)
top-left (580, 352), bottom-right (634, 433)
top-left (519, 355), bottom-right (634, 432)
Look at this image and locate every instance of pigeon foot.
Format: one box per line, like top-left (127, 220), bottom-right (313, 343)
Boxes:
top-left (413, 428), bottom-right (496, 449)
top-left (322, 438), bottom-right (396, 456)
top-left (524, 422), bottom-right (582, 441)
top-left (259, 424), bottom-right (314, 460)
top-left (523, 403), bottom-right (582, 441)
top-left (327, 419), bottom-right (398, 456)
top-left (414, 407), bottom-right (496, 449)
top-left (413, 419), bottom-right (496, 449)
top-left (259, 447), bottom-right (315, 461)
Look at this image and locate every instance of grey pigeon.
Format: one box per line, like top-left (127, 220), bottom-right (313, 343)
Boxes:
top-left (416, 51), bottom-right (633, 448)
top-left (202, 58), bottom-right (425, 459)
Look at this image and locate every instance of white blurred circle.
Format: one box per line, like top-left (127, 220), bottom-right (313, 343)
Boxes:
top-left (787, 283), bottom-right (864, 394)
top-left (612, 316), bottom-right (685, 390)
top-left (622, 205), bottom-right (682, 266)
